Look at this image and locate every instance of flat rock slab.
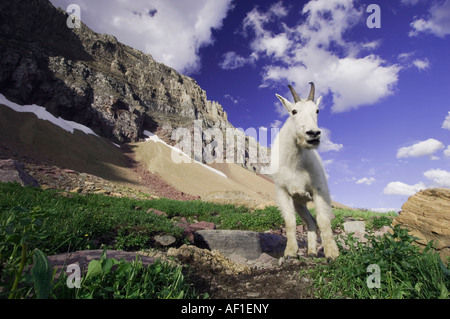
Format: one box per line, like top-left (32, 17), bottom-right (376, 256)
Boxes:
top-left (195, 230), bottom-right (287, 262)
top-left (47, 250), bottom-right (156, 274)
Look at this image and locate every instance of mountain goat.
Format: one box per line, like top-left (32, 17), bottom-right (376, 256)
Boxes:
top-left (271, 83), bottom-right (339, 259)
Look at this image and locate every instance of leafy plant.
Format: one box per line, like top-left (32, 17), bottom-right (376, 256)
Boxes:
top-left (0, 206), bottom-right (53, 299)
top-left (309, 225), bottom-right (450, 299)
top-left (52, 250), bottom-right (200, 299)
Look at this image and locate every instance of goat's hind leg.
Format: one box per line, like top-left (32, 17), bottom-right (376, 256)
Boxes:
top-left (276, 188), bottom-right (298, 257)
top-left (294, 201), bottom-right (318, 257)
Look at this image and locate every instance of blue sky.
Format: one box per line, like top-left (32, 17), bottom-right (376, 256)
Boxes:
top-left (50, 0), bottom-right (450, 211)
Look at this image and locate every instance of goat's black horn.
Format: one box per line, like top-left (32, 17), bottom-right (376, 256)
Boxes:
top-left (308, 82), bottom-right (315, 101)
top-left (288, 85), bottom-right (301, 103)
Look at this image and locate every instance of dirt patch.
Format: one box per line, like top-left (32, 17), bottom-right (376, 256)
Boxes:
top-left (160, 244), bottom-right (319, 299)
top-left (185, 258), bottom-right (318, 299)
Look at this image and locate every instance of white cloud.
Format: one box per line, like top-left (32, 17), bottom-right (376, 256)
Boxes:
top-left (424, 169), bottom-right (450, 188)
top-left (397, 52), bottom-right (432, 72)
top-left (362, 40), bottom-right (382, 50)
top-left (396, 138), bottom-right (445, 159)
top-left (270, 120), bottom-right (283, 129)
top-left (442, 112), bottom-right (450, 130)
top-left (401, 0), bottom-right (422, 5)
top-left (384, 168), bottom-right (450, 198)
top-left (219, 52), bottom-right (254, 70)
top-left (224, 94), bottom-right (239, 104)
top-left (444, 146), bottom-right (450, 158)
top-left (384, 181), bottom-right (426, 196)
top-left (322, 159), bottom-right (334, 167)
top-left (412, 58), bottom-right (430, 71)
top-left (356, 177), bottom-right (376, 186)
top-left (50, 0), bottom-right (233, 74)
top-left (318, 128), bottom-right (343, 153)
top-left (371, 207), bottom-right (399, 213)
top-left (274, 101), bottom-right (289, 118)
top-left (398, 52), bottom-right (415, 62)
top-left (240, 0), bottom-right (400, 113)
top-left (409, 0), bottom-right (450, 38)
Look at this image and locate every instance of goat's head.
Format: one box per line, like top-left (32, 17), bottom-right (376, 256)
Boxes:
top-left (276, 82), bottom-right (323, 149)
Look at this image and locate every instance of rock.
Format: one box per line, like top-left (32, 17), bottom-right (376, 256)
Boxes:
top-left (153, 235), bottom-right (177, 247)
top-left (195, 230), bottom-right (261, 261)
top-left (147, 209), bottom-right (167, 217)
top-left (373, 225), bottom-right (390, 238)
top-left (167, 244), bottom-right (251, 275)
top-left (70, 187), bottom-right (83, 193)
top-left (393, 188), bottom-right (450, 259)
top-left (194, 230), bottom-right (287, 262)
top-left (47, 250), bottom-right (156, 278)
top-left (249, 253), bottom-right (279, 269)
top-left (0, 159), bottom-right (39, 187)
top-left (175, 218), bottom-right (195, 244)
top-left (189, 221), bottom-right (215, 231)
top-left (259, 233), bottom-right (287, 257)
top-left (343, 221), bottom-right (366, 235)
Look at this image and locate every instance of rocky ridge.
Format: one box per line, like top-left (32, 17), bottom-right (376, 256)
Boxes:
top-left (0, 0), bottom-right (269, 172)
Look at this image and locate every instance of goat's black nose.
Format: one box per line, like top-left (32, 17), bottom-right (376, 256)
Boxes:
top-left (306, 130), bottom-right (321, 138)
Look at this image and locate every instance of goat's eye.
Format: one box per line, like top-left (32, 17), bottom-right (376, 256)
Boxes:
top-left (316, 109), bottom-right (320, 115)
top-left (292, 110), bottom-right (297, 115)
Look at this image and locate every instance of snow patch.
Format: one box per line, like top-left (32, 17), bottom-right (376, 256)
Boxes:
top-left (0, 94), bottom-right (119, 147)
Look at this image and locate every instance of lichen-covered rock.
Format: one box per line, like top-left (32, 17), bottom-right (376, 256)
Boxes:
top-left (393, 188), bottom-right (450, 259)
top-left (167, 244), bottom-right (251, 275)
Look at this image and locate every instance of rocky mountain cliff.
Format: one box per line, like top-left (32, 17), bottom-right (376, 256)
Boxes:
top-left (0, 0), bottom-right (267, 171)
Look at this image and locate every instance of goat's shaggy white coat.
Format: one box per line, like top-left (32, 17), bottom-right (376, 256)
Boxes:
top-left (270, 85), bottom-right (339, 259)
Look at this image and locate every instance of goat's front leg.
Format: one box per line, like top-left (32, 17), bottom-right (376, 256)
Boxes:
top-left (314, 191), bottom-right (339, 259)
top-left (276, 188), bottom-right (298, 257)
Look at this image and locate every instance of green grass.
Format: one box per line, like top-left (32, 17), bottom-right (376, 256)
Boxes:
top-left (0, 182), bottom-right (208, 299)
top-left (0, 182), bottom-right (397, 255)
top-left (309, 226), bottom-right (450, 299)
top-left (0, 182), bottom-right (288, 255)
top-left (330, 208), bottom-right (397, 231)
top-left (3, 181), bottom-right (446, 300)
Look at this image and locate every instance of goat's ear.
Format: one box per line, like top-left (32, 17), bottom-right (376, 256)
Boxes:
top-left (316, 96), bottom-right (323, 108)
top-left (276, 94), bottom-right (292, 112)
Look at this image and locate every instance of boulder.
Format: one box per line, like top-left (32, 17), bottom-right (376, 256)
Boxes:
top-left (0, 159), bottom-right (39, 187)
top-left (194, 230), bottom-right (287, 262)
top-left (153, 235), bottom-right (177, 247)
top-left (393, 188), bottom-right (450, 259)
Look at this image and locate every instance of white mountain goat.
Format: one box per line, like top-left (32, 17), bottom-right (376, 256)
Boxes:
top-left (271, 83), bottom-right (339, 259)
